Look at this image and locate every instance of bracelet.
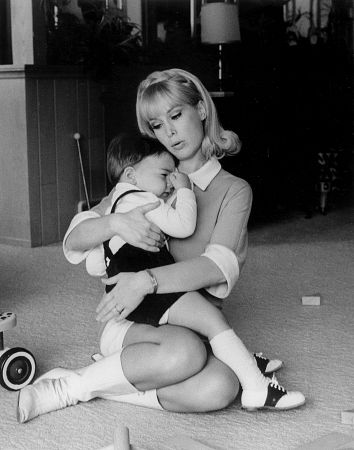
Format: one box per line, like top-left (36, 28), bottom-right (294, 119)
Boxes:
top-left (145, 269), bottom-right (158, 294)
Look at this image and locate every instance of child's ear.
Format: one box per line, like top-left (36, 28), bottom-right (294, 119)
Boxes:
top-left (123, 166), bottom-right (137, 185)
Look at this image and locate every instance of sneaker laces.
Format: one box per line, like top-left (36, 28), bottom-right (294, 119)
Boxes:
top-left (268, 374), bottom-right (286, 393)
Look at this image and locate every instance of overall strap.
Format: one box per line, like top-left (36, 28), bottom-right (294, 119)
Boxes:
top-left (110, 189), bottom-right (144, 214)
top-left (104, 189), bottom-right (144, 261)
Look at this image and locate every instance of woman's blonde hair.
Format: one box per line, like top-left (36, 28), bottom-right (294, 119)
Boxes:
top-left (136, 68), bottom-right (241, 160)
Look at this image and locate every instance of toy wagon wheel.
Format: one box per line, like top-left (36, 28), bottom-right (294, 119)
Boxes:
top-left (0, 347), bottom-right (36, 391)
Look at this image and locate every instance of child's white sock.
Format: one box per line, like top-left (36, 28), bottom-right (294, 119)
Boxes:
top-left (210, 329), bottom-right (268, 391)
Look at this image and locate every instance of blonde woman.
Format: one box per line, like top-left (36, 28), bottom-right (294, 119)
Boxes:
top-left (18, 69), bottom-right (305, 423)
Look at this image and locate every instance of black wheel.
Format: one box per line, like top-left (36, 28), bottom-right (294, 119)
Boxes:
top-left (0, 347), bottom-right (36, 391)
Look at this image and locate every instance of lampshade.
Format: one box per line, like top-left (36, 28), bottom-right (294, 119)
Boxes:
top-left (201, 2), bottom-right (241, 44)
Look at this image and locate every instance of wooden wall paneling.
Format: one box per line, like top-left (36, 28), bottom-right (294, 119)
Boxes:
top-left (55, 77), bottom-right (80, 240)
top-left (1, 67), bottom-right (106, 246)
top-left (0, 72), bottom-right (31, 245)
top-left (37, 78), bottom-right (60, 244)
top-left (25, 77), bottom-right (42, 246)
top-left (76, 78), bottom-right (90, 205)
top-left (87, 80), bottom-right (106, 202)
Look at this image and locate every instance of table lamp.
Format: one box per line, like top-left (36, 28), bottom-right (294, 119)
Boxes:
top-left (201, 0), bottom-right (241, 94)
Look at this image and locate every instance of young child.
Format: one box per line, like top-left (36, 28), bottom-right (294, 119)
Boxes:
top-left (97, 132), bottom-right (197, 325)
top-left (93, 133), bottom-right (304, 411)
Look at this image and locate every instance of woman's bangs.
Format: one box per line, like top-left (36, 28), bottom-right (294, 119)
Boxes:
top-left (142, 84), bottom-right (186, 122)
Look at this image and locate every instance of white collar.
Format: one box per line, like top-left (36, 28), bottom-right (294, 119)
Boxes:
top-left (188, 158), bottom-right (221, 191)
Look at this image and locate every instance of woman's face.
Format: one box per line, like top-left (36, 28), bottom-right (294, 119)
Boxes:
top-left (148, 98), bottom-right (205, 165)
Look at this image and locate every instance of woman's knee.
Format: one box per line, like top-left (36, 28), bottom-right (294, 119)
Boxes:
top-left (158, 325), bottom-right (207, 378)
top-left (203, 365), bottom-right (240, 411)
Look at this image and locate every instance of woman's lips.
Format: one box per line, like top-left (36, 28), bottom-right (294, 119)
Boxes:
top-left (171, 141), bottom-right (184, 150)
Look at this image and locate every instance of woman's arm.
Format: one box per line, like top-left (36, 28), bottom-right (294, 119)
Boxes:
top-left (96, 256), bottom-right (224, 322)
top-left (65, 187), bottom-right (162, 257)
top-left (66, 205), bottom-right (161, 253)
top-left (151, 256), bottom-right (224, 293)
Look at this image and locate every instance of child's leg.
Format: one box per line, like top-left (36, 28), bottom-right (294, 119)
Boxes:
top-left (167, 292), bottom-right (305, 411)
top-left (167, 291), bottom-right (230, 339)
top-left (168, 292), bottom-right (268, 392)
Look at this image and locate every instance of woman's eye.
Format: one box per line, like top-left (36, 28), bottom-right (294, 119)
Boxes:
top-left (171, 112), bottom-right (181, 120)
top-left (151, 123), bottom-right (162, 130)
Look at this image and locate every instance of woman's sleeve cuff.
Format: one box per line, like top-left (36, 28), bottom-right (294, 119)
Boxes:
top-left (201, 244), bottom-right (239, 298)
top-left (62, 211), bottom-right (101, 264)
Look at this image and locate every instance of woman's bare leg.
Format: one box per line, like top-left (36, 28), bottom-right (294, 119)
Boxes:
top-left (119, 321), bottom-right (239, 413)
top-left (121, 323), bottom-right (207, 391)
top-left (157, 353), bottom-right (240, 412)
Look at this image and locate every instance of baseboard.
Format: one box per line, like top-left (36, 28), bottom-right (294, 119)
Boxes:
top-left (0, 236), bottom-right (32, 247)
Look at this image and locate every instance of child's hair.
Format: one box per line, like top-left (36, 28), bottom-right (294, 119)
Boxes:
top-left (107, 133), bottom-right (169, 185)
top-left (136, 68), bottom-right (242, 160)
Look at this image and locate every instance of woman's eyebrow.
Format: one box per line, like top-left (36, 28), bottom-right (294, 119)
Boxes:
top-left (150, 105), bottom-right (182, 120)
top-left (168, 104), bottom-right (182, 113)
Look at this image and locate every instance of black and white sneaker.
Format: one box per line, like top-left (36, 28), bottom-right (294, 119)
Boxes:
top-left (254, 352), bottom-right (283, 375)
top-left (241, 374), bottom-right (306, 411)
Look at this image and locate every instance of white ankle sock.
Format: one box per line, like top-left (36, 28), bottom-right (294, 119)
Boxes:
top-left (210, 329), bottom-right (268, 391)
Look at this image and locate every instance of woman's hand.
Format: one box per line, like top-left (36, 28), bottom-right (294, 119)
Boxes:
top-left (110, 202), bottom-right (165, 252)
top-left (95, 271), bottom-right (153, 323)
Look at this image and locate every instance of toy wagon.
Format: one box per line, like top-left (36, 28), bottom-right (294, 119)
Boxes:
top-left (0, 312), bottom-right (36, 390)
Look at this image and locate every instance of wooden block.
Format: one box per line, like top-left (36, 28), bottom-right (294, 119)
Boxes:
top-left (302, 295), bottom-right (321, 306)
top-left (113, 425), bottom-right (130, 450)
top-left (341, 409), bottom-right (354, 425)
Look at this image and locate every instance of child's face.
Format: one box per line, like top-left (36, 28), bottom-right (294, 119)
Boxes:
top-left (148, 99), bottom-right (205, 164)
top-left (133, 152), bottom-right (176, 199)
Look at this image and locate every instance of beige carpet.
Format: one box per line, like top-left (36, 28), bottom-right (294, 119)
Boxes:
top-left (0, 206), bottom-right (353, 450)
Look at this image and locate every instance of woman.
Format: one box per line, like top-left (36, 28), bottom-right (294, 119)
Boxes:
top-left (17, 69), bottom-right (304, 423)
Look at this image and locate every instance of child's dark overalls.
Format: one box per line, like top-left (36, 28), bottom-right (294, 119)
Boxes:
top-left (103, 190), bottom-right (185, 326)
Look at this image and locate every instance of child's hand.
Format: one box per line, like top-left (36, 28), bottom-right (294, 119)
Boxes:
top-left (169, 171), bottom-right (191, 190)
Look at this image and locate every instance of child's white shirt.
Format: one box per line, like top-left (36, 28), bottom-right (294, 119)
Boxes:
top-left (85, 182), bottom-right (197, 276)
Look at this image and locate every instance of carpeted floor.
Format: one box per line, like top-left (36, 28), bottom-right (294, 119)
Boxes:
top-left (0, 204), bottom-right (353, 450)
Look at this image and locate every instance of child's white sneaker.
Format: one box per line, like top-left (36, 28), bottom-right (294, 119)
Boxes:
top-left (254, 352), bottom-right (283, 375)
top-left (241, 374), bottom-right (305, 411)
